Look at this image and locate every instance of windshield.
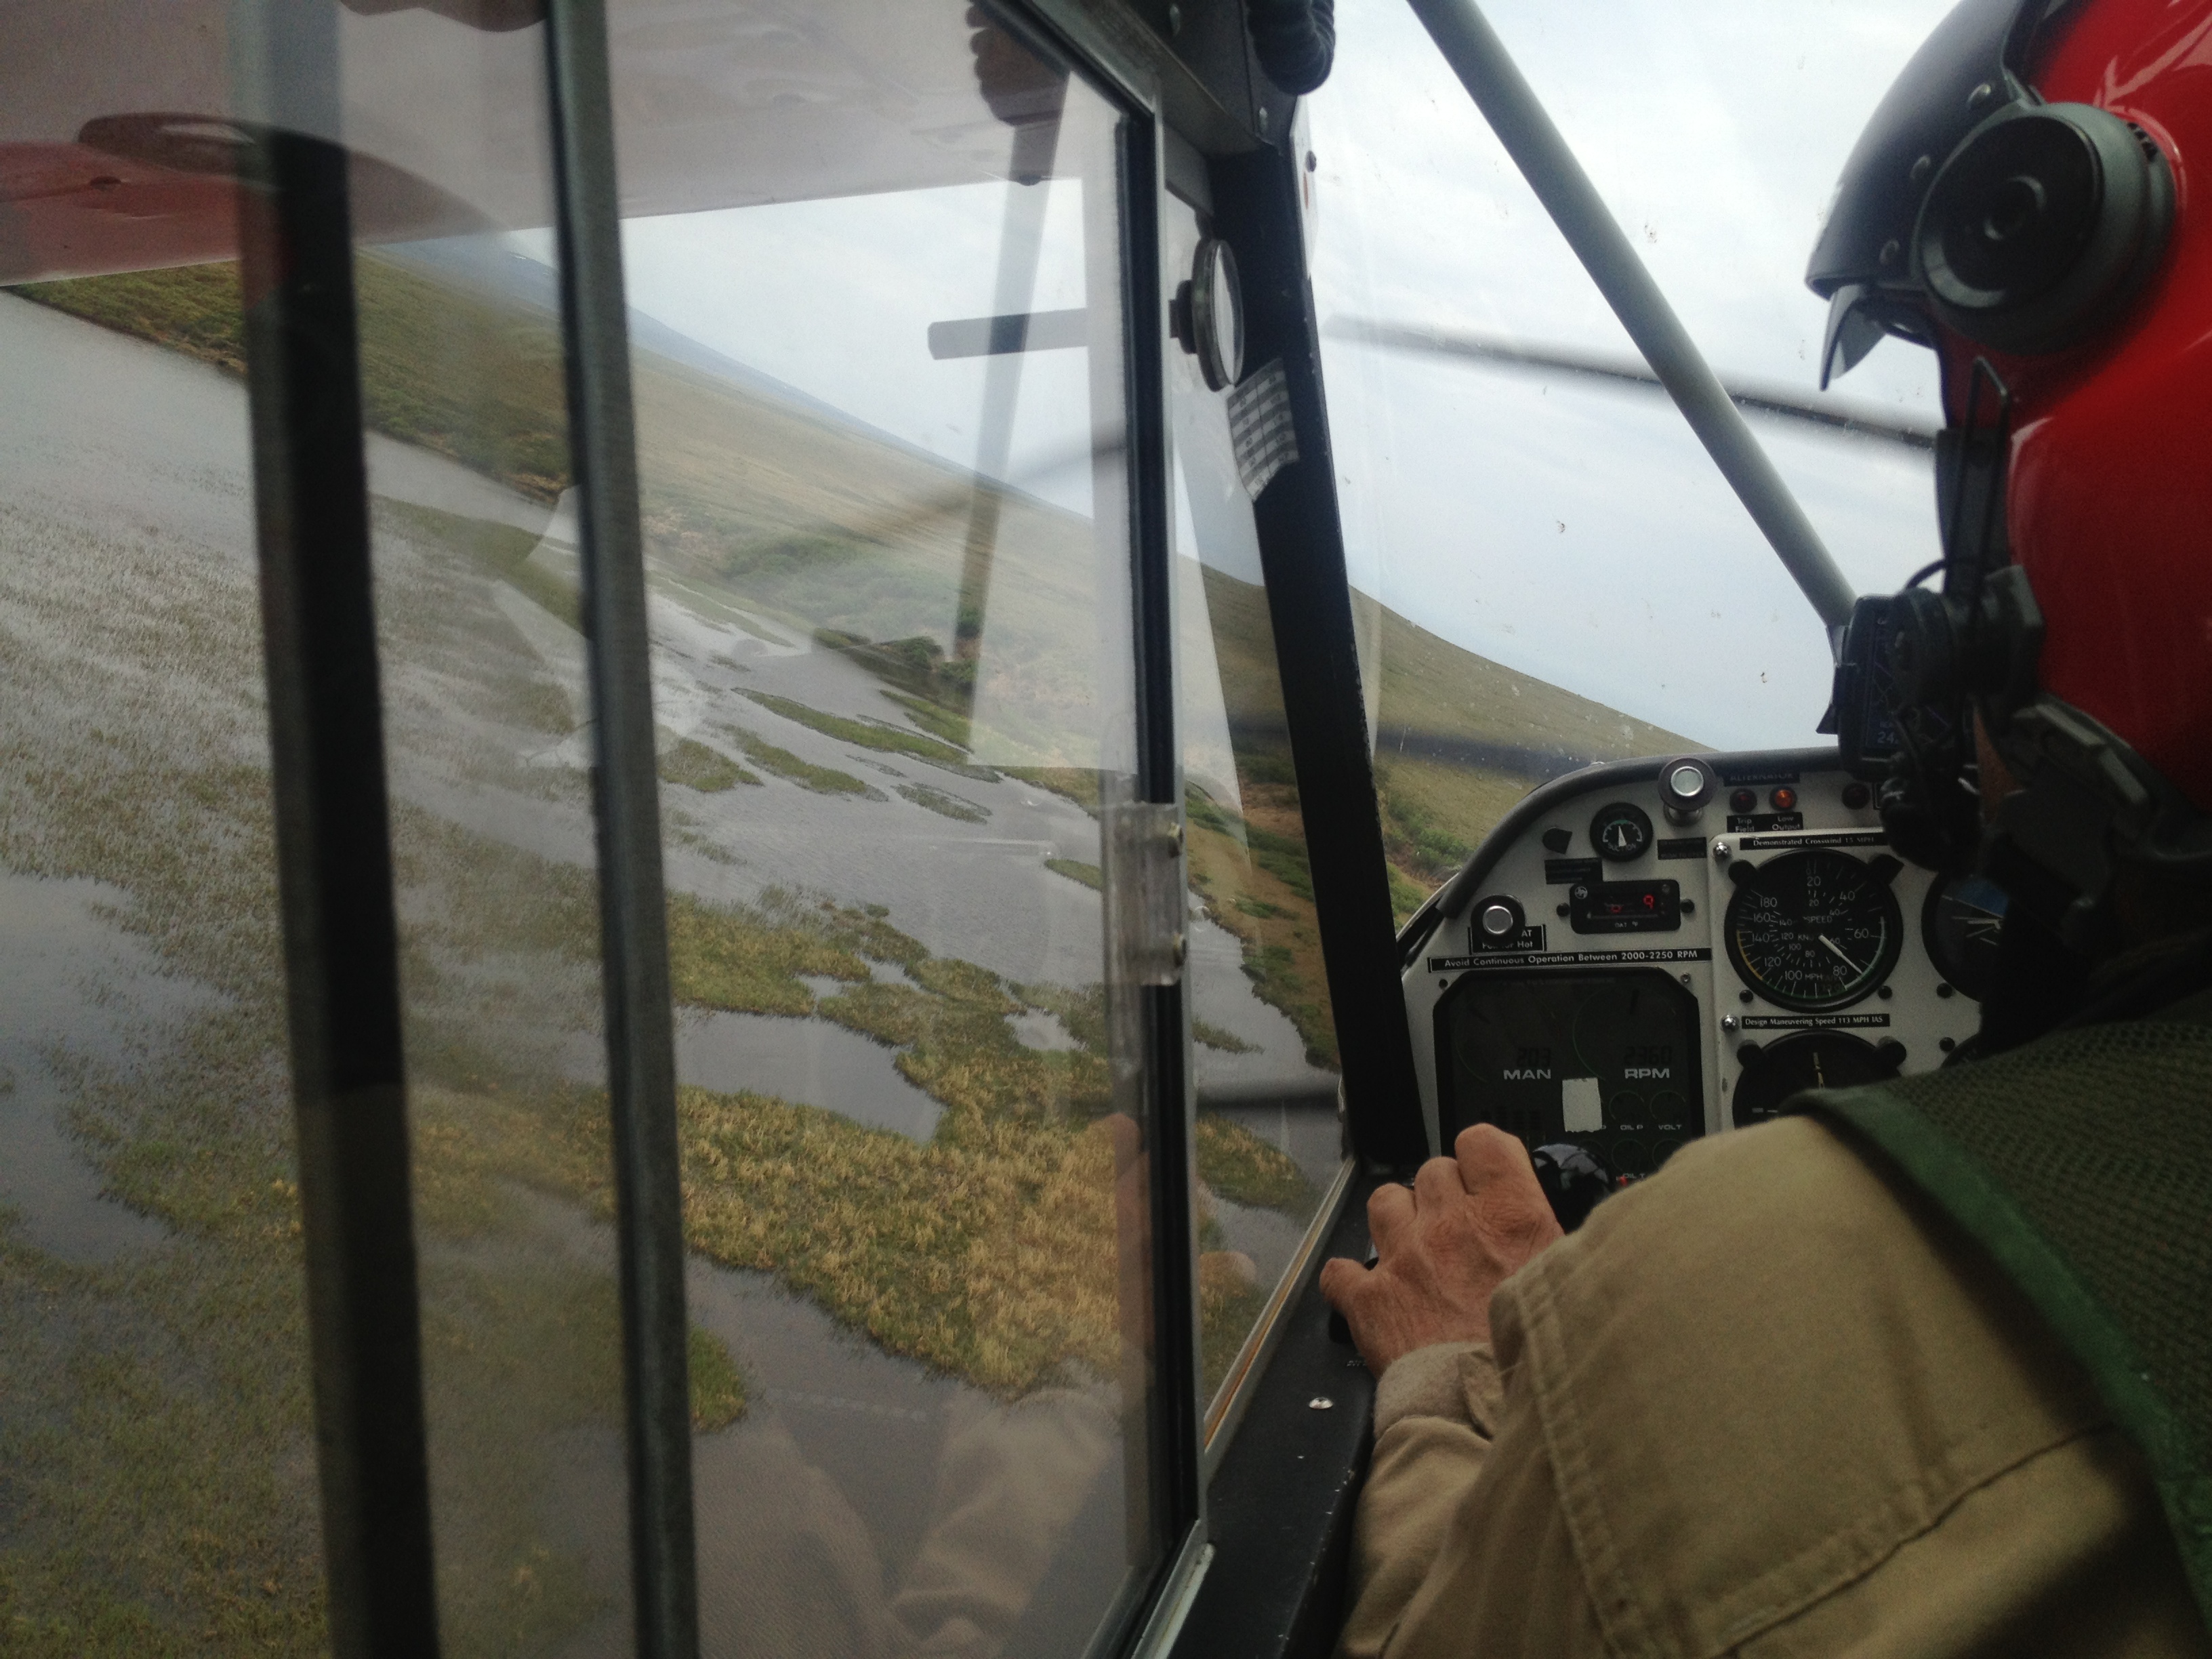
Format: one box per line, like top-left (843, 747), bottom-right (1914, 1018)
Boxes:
top-left (1306, 0), bottom-right (1953, 914)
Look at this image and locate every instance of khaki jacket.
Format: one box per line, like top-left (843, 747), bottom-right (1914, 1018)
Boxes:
top-left (1338, 1115), bottom-right (2209, 1658)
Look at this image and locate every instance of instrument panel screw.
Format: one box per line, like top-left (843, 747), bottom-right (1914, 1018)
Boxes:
top-left (1309, 1396), bottom-right (1334, 1411)
top-left (1712, 838), bottom-right (1731, 862)
top-left (1722, 1015), bottom-right (1738, 1032)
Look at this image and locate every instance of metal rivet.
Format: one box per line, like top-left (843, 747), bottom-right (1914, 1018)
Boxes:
top-left (1309, 1395), bottom-right (1334, 1410)
top-left (1722, 1015), bottom-right (1738, 1032)
top-left (1910, 153), bottom-right (1933, 186)
top-left (1712, 838), bottom-right (1732, 862)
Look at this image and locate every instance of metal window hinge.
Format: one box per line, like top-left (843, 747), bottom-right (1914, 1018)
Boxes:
top-left (1105, 800), bottom-right (1187, 987)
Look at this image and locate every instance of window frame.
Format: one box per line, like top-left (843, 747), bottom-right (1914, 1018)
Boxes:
top-left (224, 1), bottom-right (1413, 1654)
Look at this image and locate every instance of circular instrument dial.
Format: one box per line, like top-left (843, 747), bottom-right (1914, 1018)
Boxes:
top-left (1724, 849), bottom-right (1903, 1012)
top-left (1589, 801), bottom-right (1653, 862)
top-left (1922, 873), bottom-right (2009, 1001)
top-left (1731, 1031), bottom-right (1902, 1126)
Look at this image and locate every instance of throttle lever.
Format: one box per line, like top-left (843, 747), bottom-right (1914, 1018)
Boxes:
top-left (1326, 1145), bottom-right (1620, 1349)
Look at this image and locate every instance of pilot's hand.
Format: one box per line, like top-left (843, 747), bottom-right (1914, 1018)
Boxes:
top-left (1319, 1126), bottom-right (1564, 1374)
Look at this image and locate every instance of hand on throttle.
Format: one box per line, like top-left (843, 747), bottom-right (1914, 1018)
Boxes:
top-left (1318, 1125), bottom-right (1564, 1374)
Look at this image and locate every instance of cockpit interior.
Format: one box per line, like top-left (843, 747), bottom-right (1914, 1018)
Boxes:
top-left (1, 0), bottom-right (2085, 1654)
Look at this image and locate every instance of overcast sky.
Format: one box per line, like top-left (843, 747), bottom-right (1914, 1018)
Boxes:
top-left (1307, 0), bottom-right (1957, 747)
top-left (596, 0), bottom-right (1961, 752)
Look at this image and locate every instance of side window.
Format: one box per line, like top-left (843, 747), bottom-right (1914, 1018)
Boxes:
top-left (1161, 192), bottom-right (1352, 1422)
top-left (1305, 0), bottom-right (1948, 918)
top-left (339, 14), bottom-right (642, 1652)
top-left (0, 52), bottom-right (335, 1655)
top-left (607, 5), bottom-right (1169, 1653)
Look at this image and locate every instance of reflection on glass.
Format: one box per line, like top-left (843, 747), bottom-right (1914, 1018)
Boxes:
top-left (1162, 197), bottom-right (1351, 1412)
top-left (1305, 0), bottom-right (1950, 914)
top-left (0, 14), bottom-right (330, 1647)
top-left (610, 5), bottom-right (1157, 1654)
top-left (337, 7), bottom-right (645, 1651)
top-left (2, 2), bottom-right (648, 1649)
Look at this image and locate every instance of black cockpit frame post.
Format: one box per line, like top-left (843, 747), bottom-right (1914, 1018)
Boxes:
top-left (1210, 144), bottom-right (1431, 1175)
top-left (230, 5), bottom-right (441, 1652)
top-left (543, 1), bottom-right (703, 1654)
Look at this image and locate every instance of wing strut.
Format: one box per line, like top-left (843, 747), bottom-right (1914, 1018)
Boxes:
top-left (1403, 0), bottom-right (1858, 636)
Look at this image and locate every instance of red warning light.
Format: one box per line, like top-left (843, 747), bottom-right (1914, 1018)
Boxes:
top-left (1769, 786), bottom-right (1797, 812)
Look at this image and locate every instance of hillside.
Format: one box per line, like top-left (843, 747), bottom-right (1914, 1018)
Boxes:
top-left (15, 249), bottom-right (1694, 915)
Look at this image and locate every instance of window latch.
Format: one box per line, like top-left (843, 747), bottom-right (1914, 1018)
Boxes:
top-left (1104, 800), bottom-right (1187, 987)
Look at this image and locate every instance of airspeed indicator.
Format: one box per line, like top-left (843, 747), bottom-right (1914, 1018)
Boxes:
top-left (1723, 848), bottom-right (1902, 1012)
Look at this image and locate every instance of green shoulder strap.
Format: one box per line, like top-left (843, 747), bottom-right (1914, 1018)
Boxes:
top-left (1800, 1010), bottom-right (2212, 1629)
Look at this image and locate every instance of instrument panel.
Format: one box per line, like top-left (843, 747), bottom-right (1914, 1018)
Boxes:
top-left (1399, 747), bottom-right (1994, 1173)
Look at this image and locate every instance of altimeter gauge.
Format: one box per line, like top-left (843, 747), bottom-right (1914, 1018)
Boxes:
top-left (1724, 848), bottom-right (1903, 1012)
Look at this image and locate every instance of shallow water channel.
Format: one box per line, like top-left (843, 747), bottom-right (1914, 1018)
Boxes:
top-left (0, 873), bottom-right (201, 1263)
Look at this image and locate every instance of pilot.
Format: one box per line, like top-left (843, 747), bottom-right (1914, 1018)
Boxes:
top-left (1321, 0), bottom-right (2212, 1651)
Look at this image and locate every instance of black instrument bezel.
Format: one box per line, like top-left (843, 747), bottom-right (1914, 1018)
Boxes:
top-left (1723, 847), bottom-right (1906, 1013)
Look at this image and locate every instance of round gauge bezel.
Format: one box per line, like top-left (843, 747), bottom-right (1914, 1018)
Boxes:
top-left (1730, 1030), bottom-right (1900, 1126)
top-left (1588, 800), bottom-right (1654, 863)
top-left (1190, 237), bottom-right (1244, 392)
top-left (1723, 848), bottom-right (1905, 1013)
top-left (1919, 872), bottom-right (2009, 1002)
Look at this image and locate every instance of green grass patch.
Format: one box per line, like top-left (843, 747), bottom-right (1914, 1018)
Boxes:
top-left (377, 497), bottom-right (580, 636)
top-left (720, 724), bottom-right (879, 798)
top-left (1192, 1020), bottom-right (1257, 1054)
top-left (1044, 857), bottom-right (1101, 890)
top-left (659, 737), bottom-right (758, 794)
top-left (664, 890), bottom-right (878, 1017)
top-left (1013, 983), bottom-right (1107, 1053)
top-left (688, 1327), bottom-right (747, 1431)
top-left (1195, 1114), bottom-right (1317, 1212)
top-left (896, 783), bottom-right (989, 823)
top-left (880, 689), bottom-right (972, 748)
top-left (1002, 768), bottom-right (1101, 815)
top-left (1388, 864), bottom-right (1434, 928)
top-left (742, 691), bottom-right (967, 766)
top-left (20, 253), bottom-right (572, 501)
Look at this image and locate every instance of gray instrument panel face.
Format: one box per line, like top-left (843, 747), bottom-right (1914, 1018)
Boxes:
top-left (1401, 750), bottom-right (1986, 1166)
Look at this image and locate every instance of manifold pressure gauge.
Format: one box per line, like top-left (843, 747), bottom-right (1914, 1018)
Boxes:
top-left (1724, 848), bottom-right (1904, 1012)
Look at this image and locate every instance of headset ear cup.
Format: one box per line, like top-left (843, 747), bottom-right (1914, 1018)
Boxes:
top-left (1912, 102), bottom-right (2174, 356)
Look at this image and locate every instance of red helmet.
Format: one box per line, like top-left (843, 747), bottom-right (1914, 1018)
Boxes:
top-left (1811, 0), bottom-right (2212, 949)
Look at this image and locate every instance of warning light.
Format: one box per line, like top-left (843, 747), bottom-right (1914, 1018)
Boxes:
top-left (1769, 786), bottom-right (1797, 812)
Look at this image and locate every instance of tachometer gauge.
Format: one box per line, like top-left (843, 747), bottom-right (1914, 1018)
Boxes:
top-left (1724, 849), bottom-right (1904, 1012)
